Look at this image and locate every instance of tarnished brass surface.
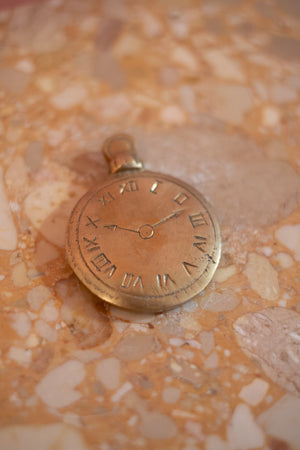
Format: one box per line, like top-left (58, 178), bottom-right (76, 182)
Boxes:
top-left (66, 135), bottom-right (221, 312)
top-left (103, 133), bottom-right (143, 173)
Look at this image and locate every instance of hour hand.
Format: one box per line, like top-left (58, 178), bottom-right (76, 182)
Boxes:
top-left (104, 224), bottom-right (138, 233)
top-left (152, 209), bottom-right (184, 228)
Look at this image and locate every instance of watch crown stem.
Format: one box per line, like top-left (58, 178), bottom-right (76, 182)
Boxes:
top-left (102, 133), bottom-right (143, 174)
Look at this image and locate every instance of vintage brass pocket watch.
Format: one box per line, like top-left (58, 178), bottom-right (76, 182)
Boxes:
top-left (66, 134), bottom-right (221, 313)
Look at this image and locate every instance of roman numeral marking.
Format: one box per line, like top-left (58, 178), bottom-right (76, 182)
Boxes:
top-left (189, 212), bottom-right (207, 228)
top-left (173, 192), bottom-right (189, 205)
top-left (156, 273), bottom-right (175, 288)
top-left (98, 192), bottom-right (115, 206)
top-left (193, 236), bottom-right (207, 253)
top-left (182, 261), bottom-right (198, 275)
top-left (83, 236), bottom-right (100, 252)
top-left (119, 180), bottom-right (138, 194)
top-left (150, 180), bottom-right (163, 194)
top-left (103, 265), bottom-right (117, 278)
top-left (85, 216), bottom-right (100, 229)
top-left (121, 273), bottom-right (143, 289)
top-left (207, 253), bottom-right (216, 264)
top-left (91, 252), bottom-right (116, 278)
top-left (92, 252), bottom-right (110, 269)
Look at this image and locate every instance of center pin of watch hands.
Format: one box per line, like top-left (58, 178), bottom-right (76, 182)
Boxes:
top-left (103, 209), bottom-right (184, 240)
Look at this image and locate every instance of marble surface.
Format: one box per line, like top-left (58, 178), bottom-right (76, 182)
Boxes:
top-left (0, 0), bottom-right (300, 449)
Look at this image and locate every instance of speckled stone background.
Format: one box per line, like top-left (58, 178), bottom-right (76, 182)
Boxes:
top-left (0, 0), bottom-right (300, 449)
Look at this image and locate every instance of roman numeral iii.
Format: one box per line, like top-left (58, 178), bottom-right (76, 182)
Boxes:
top-left (189, 212), bottom-right (207, 228)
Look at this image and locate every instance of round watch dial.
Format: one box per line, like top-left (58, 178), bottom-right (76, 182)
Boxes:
top-left (66, 171), bottom-right (221, 312)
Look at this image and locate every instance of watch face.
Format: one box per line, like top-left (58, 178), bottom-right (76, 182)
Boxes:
top-left (66, 171), bottom-right (221, 312)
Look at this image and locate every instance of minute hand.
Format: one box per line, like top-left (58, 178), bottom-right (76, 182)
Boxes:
top-left (152, 210), bottom-right (184, 228)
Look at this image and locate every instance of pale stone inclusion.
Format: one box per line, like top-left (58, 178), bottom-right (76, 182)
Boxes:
top-left (234, 307), bottom-right (300, 395)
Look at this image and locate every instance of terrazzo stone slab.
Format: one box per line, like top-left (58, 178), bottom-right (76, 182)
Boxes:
top-left (0, 0), bottom-right (299, 449)
top-left (0, 167), bottom-right (17, 250)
